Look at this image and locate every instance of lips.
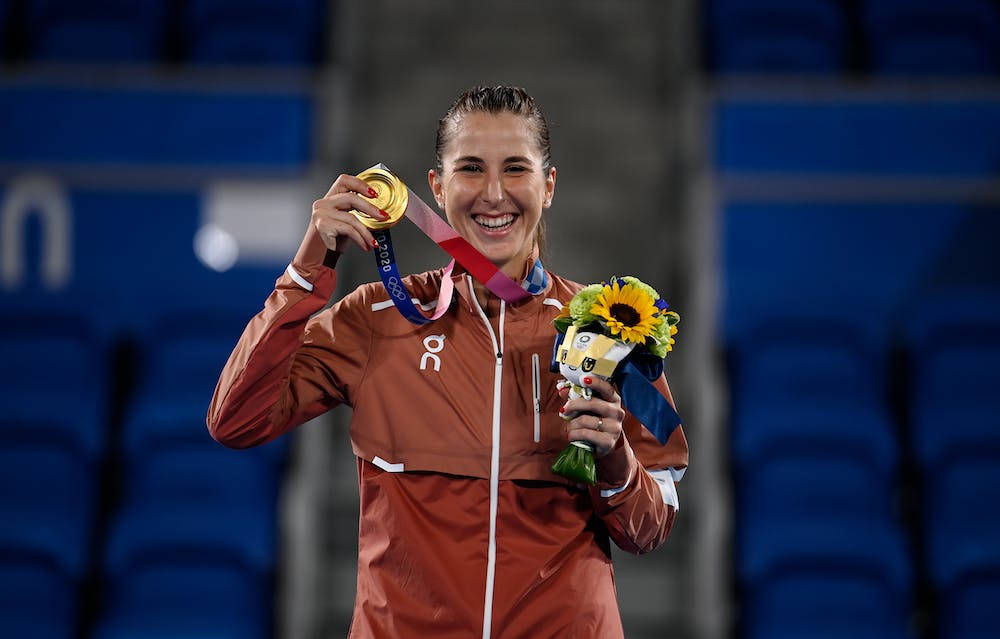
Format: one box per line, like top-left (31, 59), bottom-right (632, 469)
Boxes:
top-left (473, 213), bottom-right (517, 231)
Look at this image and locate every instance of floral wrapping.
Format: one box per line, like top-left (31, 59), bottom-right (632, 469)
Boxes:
top-left (552, 277), bottom-right (680, 485)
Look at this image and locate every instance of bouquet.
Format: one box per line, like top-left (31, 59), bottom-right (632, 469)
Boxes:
top-left (551, 276), bottom-right (680, 485)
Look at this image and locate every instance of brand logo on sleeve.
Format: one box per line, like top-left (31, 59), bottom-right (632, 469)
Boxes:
top-left (419, 334), bottom-right (446, 372)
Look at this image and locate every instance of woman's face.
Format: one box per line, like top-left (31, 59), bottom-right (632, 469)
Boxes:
top-left (429, 111), bottom-right (556, 278)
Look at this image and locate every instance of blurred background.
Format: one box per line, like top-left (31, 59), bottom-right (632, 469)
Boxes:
top-left (1, 0), bottom-right (999, 638)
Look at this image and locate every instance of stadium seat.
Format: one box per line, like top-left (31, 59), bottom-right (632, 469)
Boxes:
top-left (100, 446), bottom-right (277, 639)
top-left (0, 86), bottom-right (314, 169)
top-left (729, 317), bottom-right (886, 417)
top-left (0, 316), bottom-right (106, 456)
top-left (863, 0), bottom-right (1000, 75)
top-left (926, 457), bottom-right (1000, 589)
top-left (125, 310), bottom-right (288, 462)
top-left (0, 315), bottom-right (106, 577)
top-left (183, 0), bottom-right (323, 65)
top-left (105, 447), bottom-right (279, 578)
top-left (708, 0), bottom-right (847, 73)
top-left (96, 559), bottom-right (269, 639)
top-left (735, 446), bottom-right (895, 530)
top-left (904, 291), bottom-right (1000, 466)
top-left (740, 517), bottom-right (911, 602)
top-left (715, 101), bottom-right (1000, 176)
top-left (732, 406), bottom-right (897, 481)
top-left (24, 0), bottom-right (167, 62)
top-left (744, 567), bottom-right (909, 639)
top-left (739, 519), bottom-right (911, 637)
top-left (0, 444), bottom-right (97, 578)
top-left (0, 559), bottom-right (78, 639)
top-left (940, 569), bottom-right (1000, 639)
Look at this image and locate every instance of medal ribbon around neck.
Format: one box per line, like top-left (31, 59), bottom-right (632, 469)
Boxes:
top-left (352, 163), bottom-right (548, 324)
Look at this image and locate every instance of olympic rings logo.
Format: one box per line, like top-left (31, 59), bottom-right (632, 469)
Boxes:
top-left (385, 276), bottom-right (407, 301)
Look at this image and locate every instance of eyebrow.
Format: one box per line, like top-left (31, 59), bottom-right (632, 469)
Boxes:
top-left (453, 155), bottom-right (532, 164)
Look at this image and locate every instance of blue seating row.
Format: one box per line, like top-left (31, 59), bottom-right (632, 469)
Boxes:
top-left (707, 0), bottom-right (1000, 75)
top-left (715, 98), bottom-right (1000, 176)
top-left (0, 84), bottom-right (313, 169)
top-left (727, 288), bottom-right (1000, 639)
top-left (0, 311), bottom-right (288, 638)
top-left (1, 0), bottom-right (327, 64)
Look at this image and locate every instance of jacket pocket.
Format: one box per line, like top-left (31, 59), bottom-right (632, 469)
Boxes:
top-left (531, 353), bottom-right (541, 443)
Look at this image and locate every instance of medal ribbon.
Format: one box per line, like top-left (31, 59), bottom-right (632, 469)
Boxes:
top-left (369, 185), bottom-right (547, 325)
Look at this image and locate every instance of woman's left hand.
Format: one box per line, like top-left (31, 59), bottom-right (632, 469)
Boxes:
top-left (560, 376), bottom-right (626, 458)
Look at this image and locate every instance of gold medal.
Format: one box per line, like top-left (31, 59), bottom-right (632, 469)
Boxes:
top-left (352, 163), bottom-right (408, 230)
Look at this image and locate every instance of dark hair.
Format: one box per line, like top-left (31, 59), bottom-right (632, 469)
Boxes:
top-left (435, 85), bottom-right (553, 171)
top-left (435, 85), bottom-right (553, 257)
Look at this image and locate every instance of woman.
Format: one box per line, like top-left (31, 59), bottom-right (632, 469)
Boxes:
top-left (208, 86), bottom-right (688, 638)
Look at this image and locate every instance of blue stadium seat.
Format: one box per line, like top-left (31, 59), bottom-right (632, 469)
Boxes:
top-left (183, 0), bottom-right (323, 65)
top-left (96, 560), bottom-right (269, 639)
top-left (729, 317), bottom-right (886, 415)
top-left (708, 0), bottom-right (847, 73)
top-left (125, 311), bottom-right (288, 462)
top-left (905, 291), bottom-right (1000, 466)
top-left (100, 447), bottom-right (277, 639)
top-left (926, 458), bottom-right (1000, 589)
top-left (0, 559), bottom-right (78, 639)
top-left (25, 0), bottom-right (167, 62)
top-left (941, 570), bottom-right (1000, 639)
top-left (0, 85), bottom-right (313, 169)
top-left (0, 316), bottom-right (107, 456)
top-left (0, 445), bottom-right (96, 577)
top-left (105, 447), bottom-right (279, 579)
top-left (735, 444), bottom-right (896, 530)
top-left (0, 315), bottom-right (106, 578)
top-left (745, 568), bottom-right (909, 639)
top-left (740, 518), bottom-right (911, 601)
top-left (715, 101), bottom-right (1000, 176)
top-left (911, 346), bottom-right (1000, 466)
top-left (732, 406), bottom-right (897, 481)
top-left (863, 0), bottom-right (1000, 75)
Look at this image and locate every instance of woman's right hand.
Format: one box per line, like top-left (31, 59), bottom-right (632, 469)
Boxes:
top-left (311, 173), bottom-right (390, 253)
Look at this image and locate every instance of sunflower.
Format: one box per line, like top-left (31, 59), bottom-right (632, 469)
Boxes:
top-left (552, 303), bottom-right (573, 333)
top-left (590, 279), bottom-right (663, 345)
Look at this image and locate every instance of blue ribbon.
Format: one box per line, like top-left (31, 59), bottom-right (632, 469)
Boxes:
top-left (550, 333), bottom-right (682, 446)
top-left (374, 224), bottom-right (548, 324)
top-left (372, 228), bottom-right (432, 325)
top-left (522, 258), bottom-right (548, 295)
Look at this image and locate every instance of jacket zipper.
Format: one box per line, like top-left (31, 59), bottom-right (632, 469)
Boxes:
top-left (531, 353), bottom-right (541, 443)
top-left (467, 275), bottom-right (504, 639)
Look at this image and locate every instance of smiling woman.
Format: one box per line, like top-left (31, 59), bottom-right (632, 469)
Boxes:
top-left (429, 89), bottom-right (555, 288)
top-left (207, 85), bottom-right (689, 639)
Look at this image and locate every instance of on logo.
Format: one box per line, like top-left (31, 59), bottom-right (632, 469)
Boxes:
top-left (419, 334), bottom-right (446, 372)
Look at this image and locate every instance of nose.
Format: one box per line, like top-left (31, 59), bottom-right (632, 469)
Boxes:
top-left (481, 168), bottom-right (505, 206)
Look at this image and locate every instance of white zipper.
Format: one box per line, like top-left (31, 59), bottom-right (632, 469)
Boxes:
top-left (467, 275), bottom-right (504, 639)
top-left (531, 353), bottom-right (541, 443)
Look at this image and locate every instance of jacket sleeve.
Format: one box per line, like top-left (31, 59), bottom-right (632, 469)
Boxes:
top-left (590, 374), bottom-right (688, 555)
top-left (206, 225), bottom-right (372, 449)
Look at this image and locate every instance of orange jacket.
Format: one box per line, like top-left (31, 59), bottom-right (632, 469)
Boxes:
top-left (208, 229), bottom-right (689, 638)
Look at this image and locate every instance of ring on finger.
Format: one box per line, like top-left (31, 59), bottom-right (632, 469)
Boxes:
top-left (597, 418), bottom-right (604, 432)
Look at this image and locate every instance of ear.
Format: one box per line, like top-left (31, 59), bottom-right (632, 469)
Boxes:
top-left (543, 166), bottom-right (557, 208)
top-left (428, 169), bottom-right (445, 209)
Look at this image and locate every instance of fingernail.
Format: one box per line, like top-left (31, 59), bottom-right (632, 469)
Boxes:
top-left (372, 239), bottom-right (379, 248)
top-left (379, 208), bottom-right (389, 219)
top-left (368, 187), bottom-right (378, 198)
top-left (583, 376), bottom-right (593, 385)
top-left (559, 405), bottom-right (566, 413)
